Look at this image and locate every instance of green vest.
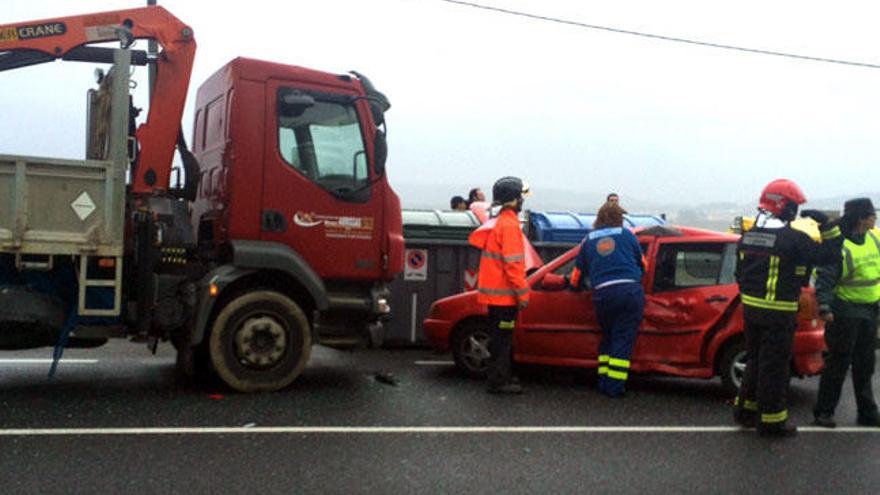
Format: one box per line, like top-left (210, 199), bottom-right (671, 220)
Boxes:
top-left (834, 230), bottom-right (880, 304)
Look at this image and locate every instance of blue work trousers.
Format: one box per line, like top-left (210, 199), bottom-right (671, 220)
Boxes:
top-left (594, 282), bottom-right (645, 397)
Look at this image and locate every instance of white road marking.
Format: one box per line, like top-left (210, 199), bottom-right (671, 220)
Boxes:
top-left (0, 359), bottom-right (98, 364)
top-left (414, 360), bottom-right (455, 366)
top-left (0, 426), bottom-right (876, 436)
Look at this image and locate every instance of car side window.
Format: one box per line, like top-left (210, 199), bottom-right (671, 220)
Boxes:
top-left (653, 243), bottom-right (727, 292)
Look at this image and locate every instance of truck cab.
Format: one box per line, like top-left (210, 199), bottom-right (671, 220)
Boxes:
top-left (191, 58), bottom-right (404, 350)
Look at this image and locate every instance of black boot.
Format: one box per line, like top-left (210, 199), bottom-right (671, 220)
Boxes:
top-left (813, 413), bottom-right (836, 428)
top-left (758, 422), bottom-right (798, 438)
top-left (733, 409), bottom-right (758, 428)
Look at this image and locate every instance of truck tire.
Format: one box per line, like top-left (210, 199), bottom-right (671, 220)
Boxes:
top-left (209, 290), bottom-right (311, 392)
top-left (718, 338), bottom-right (747, 396)
top-left (451, 320), bottom-right (492, 379)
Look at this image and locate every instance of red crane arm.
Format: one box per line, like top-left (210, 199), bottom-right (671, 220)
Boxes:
top-left (0, 6), bottom-right (196, 194)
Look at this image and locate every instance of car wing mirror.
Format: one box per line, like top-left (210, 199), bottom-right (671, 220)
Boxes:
top-left (542, 273), bottom-right (567, 291)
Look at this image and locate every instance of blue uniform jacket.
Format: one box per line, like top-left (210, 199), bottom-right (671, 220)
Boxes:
top-left (575, 227), bottom-right (644, 289)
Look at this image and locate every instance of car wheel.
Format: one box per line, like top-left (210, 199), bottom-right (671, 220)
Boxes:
top-left (209, 290), bottom-right (312, 393)
top-left (452, 321), bottom-right (492, 379)
top-left (718, 339), bottom-right (747, 396)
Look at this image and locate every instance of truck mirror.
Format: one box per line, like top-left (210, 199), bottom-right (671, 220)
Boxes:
top-left (281, 92), bottom-right (315, 117)
top-left (374, 129), bottom-right (387, 175)
top-left (369, 101), bottom-right (385, 127)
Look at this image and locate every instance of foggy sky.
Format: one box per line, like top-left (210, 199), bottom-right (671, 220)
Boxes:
top-left (2, 0), bottom-right (878, 208)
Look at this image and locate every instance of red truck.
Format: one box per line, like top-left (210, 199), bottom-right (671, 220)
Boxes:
top-left (424, 225), bottom-right (826, 395)
top-left (0, 6), bottom-right (403, 391)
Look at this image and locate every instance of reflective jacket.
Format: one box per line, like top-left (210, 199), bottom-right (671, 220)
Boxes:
top-left (835, 230), bottom-right (880, 303)
top-left (736, 221), bottom-right (842, 312)
top-left (469, 208), bottom-right (529, 306)
top-left (816, 230), bottom-right (880, 317)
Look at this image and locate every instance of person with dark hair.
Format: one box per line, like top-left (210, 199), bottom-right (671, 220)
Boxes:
top-left (606, 193), bottom-right (619, 205)
top-left (467, 187), bottom-right (486, 207)
top-left (732, 179), bottom-right (842, 437)
top-left (813, 198), bottom-right (880, 428)
top-left (569, 203), bottom-right (645, 398)
top-left (450, 195), bottom-right (468, 211)
top-left (468, 177), bottom-right (531, 394)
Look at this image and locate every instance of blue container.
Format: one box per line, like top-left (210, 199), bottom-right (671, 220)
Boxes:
top-left (529, 212), bottom-right (592, 243)
top-left (529, 211), bottom-right (665, 243)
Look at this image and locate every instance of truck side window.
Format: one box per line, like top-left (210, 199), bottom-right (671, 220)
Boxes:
top-left (277, 88), bottom-right (369, 200)
top-left (653, 243), bottom-right (727, 292)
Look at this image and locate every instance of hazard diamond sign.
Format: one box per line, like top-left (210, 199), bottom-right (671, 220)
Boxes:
top-left (404, 249), bottom-right (428, 281)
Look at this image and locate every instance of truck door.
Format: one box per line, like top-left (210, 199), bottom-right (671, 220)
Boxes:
top-left (639, 240), bottom-right (739, 365)
top-left (262, 81), bottom-right (383, 280)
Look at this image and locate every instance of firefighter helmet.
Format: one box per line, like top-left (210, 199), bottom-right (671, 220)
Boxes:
top-left (759, 179), bottom-right (806, 221)
top-left (492, 176), bottom-right (530, 205)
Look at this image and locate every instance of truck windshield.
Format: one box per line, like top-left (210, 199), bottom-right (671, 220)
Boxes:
top-left (277, 90), bottom-right (369, 199)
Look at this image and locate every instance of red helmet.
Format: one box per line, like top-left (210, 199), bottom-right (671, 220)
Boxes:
top-left (758, 179), bottom-right (806, 218)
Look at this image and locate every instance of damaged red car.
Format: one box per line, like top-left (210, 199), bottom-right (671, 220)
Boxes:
top-left (423, 225), bottom-right (826, 394)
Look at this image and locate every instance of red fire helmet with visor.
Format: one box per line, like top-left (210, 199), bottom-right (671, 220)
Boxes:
top-left (758, 179), bottom-right (806, 221)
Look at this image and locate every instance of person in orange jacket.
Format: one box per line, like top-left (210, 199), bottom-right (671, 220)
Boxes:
top-left (468, 176), bottom-right (531, 394)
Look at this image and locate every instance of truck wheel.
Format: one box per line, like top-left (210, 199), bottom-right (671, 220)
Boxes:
top-left (718, 339), bottom-right (747, 396)
top-left (209, 290), bottom-right (311, 392)
top-left (452, 321), bottom-right (491, 379)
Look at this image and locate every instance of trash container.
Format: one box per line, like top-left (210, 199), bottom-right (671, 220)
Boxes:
top-left (385, 210), bottom-right (482, 345)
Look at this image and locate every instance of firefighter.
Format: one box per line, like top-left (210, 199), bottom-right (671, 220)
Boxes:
top-left (813, 198), bottom-right (880, 428)
top-left (468, 176), bottom-right (531, 394)
top-left (569, 202), bottom-right (645, 398)
top-left (733, 179), bottom-right (843, 437)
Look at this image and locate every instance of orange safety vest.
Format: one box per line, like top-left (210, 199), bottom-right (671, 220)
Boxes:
top-left (468, 208), bottom-right (529, 306)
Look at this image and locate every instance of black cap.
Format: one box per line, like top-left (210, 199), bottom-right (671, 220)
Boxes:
top-left (843, 198), bottom-right (876, 220)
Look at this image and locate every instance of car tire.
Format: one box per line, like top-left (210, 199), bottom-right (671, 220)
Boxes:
top-left (452, 320), bottom-right (492, 379)
top-left (718, 338), bottom-right (747, 396)
top-left (209, 290), bottom-right (311, 393)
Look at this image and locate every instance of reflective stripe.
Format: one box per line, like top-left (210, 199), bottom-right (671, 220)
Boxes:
top-left (478, 288), bottom-right (528, 296)
top-left (481, 251), bottom-right (525, 263)
top-left (498, 320), bottom-right (516, 330)
top-left (761, 410), bottom-right (788, 423)
top-left (607, 369), bottom-right (628, 381)
top-left (597, 366), bottom-right (608, 376)
top-left (594, 279), bottom-right (637, 290)
top-left (794, 266), bottom-right (807, 276)
top-left (608, 357), bottom-right (630, 369)
top-left (598, 355), bottom-right (610, 363)
top-left (734, 396), bottom-right (756, 410)
top-left (821, 226), bottom-right (841, 240)
top-left (838, 277), bottom-right (880, 288)
top-left (765, 255), bottom-right (780, 301)
top-left (741, 293), bottom-right (798, 312)
top-left (841, 246), bottom-right (855, 280)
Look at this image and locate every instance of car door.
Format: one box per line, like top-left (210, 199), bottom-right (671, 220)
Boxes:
top-left (515, 254), bottom-right (601, 365)
top-left (637, 239), bottom-right (739, 365)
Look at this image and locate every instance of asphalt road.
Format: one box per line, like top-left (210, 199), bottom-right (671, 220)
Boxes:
top-left (1, 341), bottom-right (878, 494)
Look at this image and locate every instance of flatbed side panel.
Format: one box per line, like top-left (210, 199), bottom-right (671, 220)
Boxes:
top-left (0, 154), bottom-right (122, 256)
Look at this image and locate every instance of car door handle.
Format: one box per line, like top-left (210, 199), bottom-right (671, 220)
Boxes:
top-left (705, 295), bottom-right (729, 303)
